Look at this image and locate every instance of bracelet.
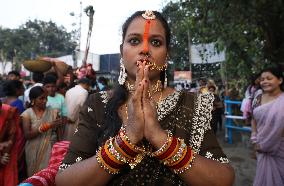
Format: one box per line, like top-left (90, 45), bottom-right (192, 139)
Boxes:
top-left (38, 123), bottom-right (51, 133)
top-left (96, 147), bottom-right (121, 174)
top-left (151, 134), bottom-right (196, 174)
top-left (151, 130), bottom-right (173, 157)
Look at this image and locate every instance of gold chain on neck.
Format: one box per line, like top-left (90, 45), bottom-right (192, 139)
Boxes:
top-left (125, 80), bottom-right (162, 96)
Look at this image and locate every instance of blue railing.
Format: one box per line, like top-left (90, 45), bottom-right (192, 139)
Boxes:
top-left (224, 99), bottom-right (251, 144)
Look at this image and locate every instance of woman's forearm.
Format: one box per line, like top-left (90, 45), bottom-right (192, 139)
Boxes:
top-left (55, 155), bottom-right (113, 186)
top-left (180, 155), bottom-right (235, 186)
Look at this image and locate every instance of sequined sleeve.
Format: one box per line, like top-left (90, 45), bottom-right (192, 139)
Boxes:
top-left (190, 92), bottom-right (229, 163)
top-left (59, 92), bottom-right (108, 171)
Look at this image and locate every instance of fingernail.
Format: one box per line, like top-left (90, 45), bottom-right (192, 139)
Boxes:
top-left (139, 83), bottom-right (142, 86)
top-left (144, 79), bottom-right (148, 83)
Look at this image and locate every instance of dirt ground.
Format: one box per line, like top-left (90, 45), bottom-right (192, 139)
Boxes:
top-left (216, 129), bottom-right (256, 186)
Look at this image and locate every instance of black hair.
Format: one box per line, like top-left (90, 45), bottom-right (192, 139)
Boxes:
top-left (78, 78), bottom-right (92, 86)
top-left (3, 80), bottom-right (23, 97)
top-left (190, 82), bottom-right (197, 88)
top-left (8, 70), bottom-right (20, 77)
top-left (98, 77), bottom-right (108, 85)
top-left (43, 75), bottom-right (57, 85)
top-left (32, 72), bottom-right (44, 83)
top-left (99, 11), bottom-right (171, 144)
top-left (260, 67), bottom-right (284, 91)
top-left (28, 86), bottom-right (45, 107)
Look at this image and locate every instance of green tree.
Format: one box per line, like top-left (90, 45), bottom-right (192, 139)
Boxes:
top-left (162, 0), bottom-right (284, 87)
top-left (0, 20), bottom-right (77, 70)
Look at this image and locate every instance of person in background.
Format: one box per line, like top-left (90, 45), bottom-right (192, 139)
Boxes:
top-left (97, 77), bottom-right (109, 91)
top-left (57, 82), bottom-right (68, 97)
top-left (2, 80), bottom-right (25, 114)
top-left (56, 10), bottom-right (234, 186)
top-left (189, 82), bottom-right (198, 93)
top-left (0, 99), bottom-right (21, 186)
top-left (8, 70), bottom-right (21, 81)
top-left (198, 77), bottom-right (208, 93)
top-left (240, 73), bottom-right (261, 125)
top-left (64, 78), bottom-right (91, 140)
top-left (208, 85), bottom-right (224, 133)
top-left (43, 75), bottom-right (68, 141)
top-left (250, 67), bottom-right (284, 186)
top-left (24, 72), bottom-right (44, 108)
top-left (21, 86), bottom-right (65, 177)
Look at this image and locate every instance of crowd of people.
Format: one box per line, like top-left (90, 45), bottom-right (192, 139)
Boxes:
top-left (0, 63), bottom-right (110, 185)
top-left (0, 10), bottom-right (283, 186)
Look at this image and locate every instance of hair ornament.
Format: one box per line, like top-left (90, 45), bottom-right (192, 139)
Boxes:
top-left (142, 10), bottom-right (156, 20)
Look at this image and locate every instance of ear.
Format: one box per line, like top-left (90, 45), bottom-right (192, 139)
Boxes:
top-left (279, 77), bottom-right (283, 85)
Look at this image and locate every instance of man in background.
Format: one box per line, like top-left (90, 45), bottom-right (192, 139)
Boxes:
top-left (64, 78), bottom-right (91, 140)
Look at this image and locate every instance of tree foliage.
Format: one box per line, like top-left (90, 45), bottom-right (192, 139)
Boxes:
top-left (0, 20), bottom-right (76, 70)
top-left (162, 0), bottom-right (284, 86)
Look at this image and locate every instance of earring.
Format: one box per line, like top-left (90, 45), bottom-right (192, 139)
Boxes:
top-left (164, 70), bottom-right (168, 88)
top-left (118, 58), bottom-right (127, 85)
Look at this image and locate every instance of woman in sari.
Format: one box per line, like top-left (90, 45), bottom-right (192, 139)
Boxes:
top-left (0, 99), bottom-right (20, 186)
top-left (251, 67), bottom-right (284, 186)
top-left (21, 86), bottom-right (65, 176)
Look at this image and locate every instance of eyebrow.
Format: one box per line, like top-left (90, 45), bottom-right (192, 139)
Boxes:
top-left (126, 33), bottom-right (165, 39)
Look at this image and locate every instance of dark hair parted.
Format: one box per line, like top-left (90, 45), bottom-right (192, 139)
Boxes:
top-left (260, 67), bottom-right (284, 91)
top-left (28, 86), bottom-right (45, 107)
top-left (99, 11), bottom-right (171, 144)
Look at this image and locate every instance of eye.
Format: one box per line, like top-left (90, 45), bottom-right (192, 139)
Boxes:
top-left (151, 39), bottom-right (162, 47)
top-left (128, 37), bottom-right (140, 45)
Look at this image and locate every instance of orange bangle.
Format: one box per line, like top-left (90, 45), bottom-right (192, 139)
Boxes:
top-left (163, 139), bottom-right (180, 161)
top-left (104, 141), bottom-right (124, 165)
top-left (96, 147), bottom-right (120, 174)
top-left (114, 136), bottom-right (133, 160)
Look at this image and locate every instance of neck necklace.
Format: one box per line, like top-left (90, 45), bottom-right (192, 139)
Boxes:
top-left (125, 80), bottom-right (163, 96)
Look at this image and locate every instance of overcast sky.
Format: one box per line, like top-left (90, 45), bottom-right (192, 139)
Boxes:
top-left (0, 0), bottom-right (168, 54)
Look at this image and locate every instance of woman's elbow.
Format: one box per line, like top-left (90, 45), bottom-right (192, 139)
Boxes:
top-left (221, 164), bottom-right (235, 186)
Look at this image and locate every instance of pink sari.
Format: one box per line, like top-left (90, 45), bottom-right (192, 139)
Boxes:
top-left (0, 104), bottom-right (19, 186)
top-left (252, 93), bottom-right (284, 186)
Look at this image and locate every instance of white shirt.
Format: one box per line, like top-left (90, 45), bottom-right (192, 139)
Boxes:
top-left (65, 85), bottom-right (89, 122)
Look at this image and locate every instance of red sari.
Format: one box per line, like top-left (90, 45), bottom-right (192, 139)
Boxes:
top-left (0, 104), bottom-right (20, 186)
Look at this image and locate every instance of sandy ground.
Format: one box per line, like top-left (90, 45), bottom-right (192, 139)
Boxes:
top-left (216, 129), bottom-right (256, 186)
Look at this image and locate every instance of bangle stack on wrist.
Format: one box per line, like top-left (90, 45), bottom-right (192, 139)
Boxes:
top-left (97, 128), bottom-right (195, 175)
top-left (38, 123), bottom-right (51, 133)
top-left (151, 131), bottom-right (196, 174)
top-left (96, 127), bottom-right (146, 174)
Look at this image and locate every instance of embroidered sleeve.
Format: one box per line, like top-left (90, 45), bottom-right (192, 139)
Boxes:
top-left (59, 93), bottom-right (106, 171)
top-left (190, 92), bottom-right (214, 153)
top-left (199, 129), bottom-right (229, 163)
top-left (190, 93), bottom-right (229, 163)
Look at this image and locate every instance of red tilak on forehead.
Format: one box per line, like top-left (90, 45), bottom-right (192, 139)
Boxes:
top-left (143, 20), bottom-right (151, 53)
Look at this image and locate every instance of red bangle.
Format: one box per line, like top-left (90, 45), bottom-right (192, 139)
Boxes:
top-left (101, 147), bottom-right (123, 169)
top-left (156, 137), bottom-right (178, 160)
top-left (115, 135), bottom-right (138, 158)
top-left (169, 147), bottom-right (192, 170)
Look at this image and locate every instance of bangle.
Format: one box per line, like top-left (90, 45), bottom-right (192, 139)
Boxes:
top-left (152, 134), bottom-right (196, 174)
top-left (38, 123), bottom-right (51, 133)
top-left (96, 147), bottom-right (120, 174)
top-left (151, 130), bottom-right (173, 157)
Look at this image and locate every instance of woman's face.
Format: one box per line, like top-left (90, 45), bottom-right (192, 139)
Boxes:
top-left (33, 92), bottom-right (48, 109)
top-left (121, 17), bottom-right (168, 81)
top-left (260, 71), bottom-right (282, 93)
